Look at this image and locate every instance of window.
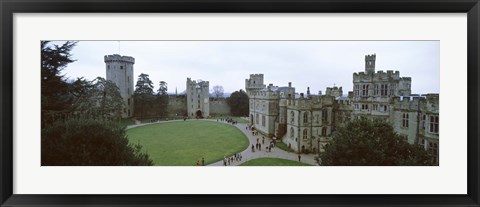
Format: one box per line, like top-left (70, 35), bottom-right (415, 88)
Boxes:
top-left (256, 114), bottom-right (259, 124)
top-left (120, 66), bottom-right (123, 69)
top-left (127, 98), bottom-right (130, 106)
top-left (262, 115), bottom-right (266, 127)
top-left (354, 85), bottom-right (359, 96)
top-left (303, 112), bottom-right (309, 123)
top-left (361, 84), bottom-right (369, 96)
top-left (290, 111), bottom-right (295, 123)
top-left (315, 114), bottom-right (320, 123)
top-left (290, 127), bottom-right (294, 139)
top-left (361, 104), bottom-right (369, 111)
top-left (303, 129), bottom-right (308, 140)
top-left (322, 127), bottom-right (327, 136)
top-left (107, 65), bottom-right (110, 69)
top-left (381, 84), bottom-right (388, 96)
top-left (374, 84), bottom-right (379, 96)
top-left (380, 105), bottom-right (388, 112)
top-left (422, 115), bottom-right (426, 130)
top-left (390, 84), bottom-right (395, 96)
top-left (322, 109), bottom-right (328, 124)
top-left (402, 113), bottom-right (409, 128)
top-left (429, 115), bottom-right (439, 133)
top-left (373, 104), bottom-right (378, 111)
top-left (354, 104), bottom-right (359, 110)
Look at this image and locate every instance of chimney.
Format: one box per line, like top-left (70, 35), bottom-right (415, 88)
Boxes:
top-left (288, 82), bottom-right (292, 87)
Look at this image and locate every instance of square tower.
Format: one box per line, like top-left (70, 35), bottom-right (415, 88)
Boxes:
top-left (186, 78), bottom-right (210, 118)
top-left (365, 54), bottom-right (376, 73)
top-left (104, 54), bottom-right (135, 118)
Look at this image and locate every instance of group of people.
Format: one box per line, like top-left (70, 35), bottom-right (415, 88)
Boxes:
top-left (223, 153), bottom-right (242, 166)
top-left (217, 117), bottom-right (239, 125)
top-left (196, 157), bottom-right (206, 166)
top-left (251, 136), bottom-right (277, 152)
top-left (246, 124), bottom-right (259, 136)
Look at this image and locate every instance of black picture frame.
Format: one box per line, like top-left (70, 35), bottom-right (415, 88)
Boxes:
top-left (1, 0), bottom-right (479, 206)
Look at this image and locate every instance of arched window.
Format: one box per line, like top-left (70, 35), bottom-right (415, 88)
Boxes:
top-left (290, 127), bottom-right (294, 139)
top-left (303, 112), bottom-right (309, 123)
top-left (303, 129), bottom-right (308, 140)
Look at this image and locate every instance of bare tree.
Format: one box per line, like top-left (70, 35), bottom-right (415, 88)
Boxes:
top-left (212, 85), bottom-right (224, 100)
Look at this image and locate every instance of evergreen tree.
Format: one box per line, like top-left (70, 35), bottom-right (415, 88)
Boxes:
top-left (157, 81), bottom-right (169, 117)
top-left (41, 41), bottom-right (77, 127)
top-left (133, 73), bottom-right (155, 118)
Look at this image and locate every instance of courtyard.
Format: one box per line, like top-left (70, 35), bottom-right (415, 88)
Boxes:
top-left (126, 119), bottom-right (318, 166)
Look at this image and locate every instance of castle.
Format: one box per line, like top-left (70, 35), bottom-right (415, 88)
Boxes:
top-left (104, 53), bottom-right (439, 163)
top-left (246, 54), bottom-right (439, 163)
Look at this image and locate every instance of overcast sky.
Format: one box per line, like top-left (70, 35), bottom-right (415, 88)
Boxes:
top-left (54, 41), bottom-right (439, 96)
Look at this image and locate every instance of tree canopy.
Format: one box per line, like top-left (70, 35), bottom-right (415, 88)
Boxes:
top-left (320, 118), bottom-right (435, 166)
top-left (42, 118), bottom-right (153, 166)
top-left (134, 73), bottom-right (154, 95)
top-left (41, 41), bottom-right (77, 126)
top-left (226, 89), bottom-right (249, 116)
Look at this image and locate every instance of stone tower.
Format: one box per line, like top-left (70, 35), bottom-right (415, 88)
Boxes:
top-left (245, 74), bottom-right (266, 93)
top-left (365, 54), bottom-right (376, 73)
top-left (104, 54), bottom-right (135, 118)
top-left (186, 78), bottom-right (210, 118)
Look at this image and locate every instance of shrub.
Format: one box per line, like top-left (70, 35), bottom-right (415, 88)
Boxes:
top-left (42, 117), bottom-right (153, 166)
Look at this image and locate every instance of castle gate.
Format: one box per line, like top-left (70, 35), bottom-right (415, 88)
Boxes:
top-left (196, 110), bottom-right (203, 118)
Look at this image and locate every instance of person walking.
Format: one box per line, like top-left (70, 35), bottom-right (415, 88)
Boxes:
top-left (251, 144), bottom-right (255, 152)
top-left (262, 137), bottom-right (265, 144)
top-left (201, 157), bottom-right (205, 166)
top-left (298, 155), bottom-right (301, 162)
top-left (258, 143), bottom-right (261, 151)
top-left (196, 160), bottom-right (200, 166)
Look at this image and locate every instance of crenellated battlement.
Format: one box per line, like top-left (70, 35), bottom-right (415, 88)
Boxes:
top-left (104, 54), bottom-right (135, 64)
top-left (287, 94), bottom-right (335, 109)
top-left (187, 77), bottom-right (209, 87)
top-left (392, 94), bottom-right (439, 112)
top-left (248, 90), bottom-right (280, 99)
top-left (353, 70), bottom-right (403, 82)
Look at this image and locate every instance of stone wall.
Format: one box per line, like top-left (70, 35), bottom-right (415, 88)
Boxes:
top-left (167, 95), bottom-right (187, 116)
top-left (209, 99), bottom-right (231, 116)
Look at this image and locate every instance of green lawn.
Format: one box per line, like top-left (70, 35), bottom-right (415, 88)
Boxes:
top-left (126, 120), bottom-right (249, 166)
top-left (240, 158), bottom-right (312, 166)
top-left (211, 116), bottom-right (249, 124)
top-left (275, 142), bottom-right (295, 153)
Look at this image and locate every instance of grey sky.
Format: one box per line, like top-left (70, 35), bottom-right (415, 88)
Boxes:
top-left (56, 41), bottom-right (439, 96)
